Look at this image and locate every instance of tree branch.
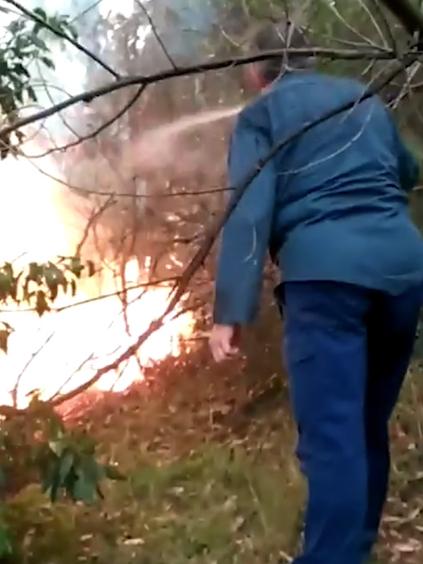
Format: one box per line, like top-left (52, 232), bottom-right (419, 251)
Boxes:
top-left (3, 0), bottom-right (121, 79)
top-left (26, 84), bottom-right (147, 158)
top-left (51, 301), bottom-right (203, 406)
top-left (0, 46), bottom-right (400, 140)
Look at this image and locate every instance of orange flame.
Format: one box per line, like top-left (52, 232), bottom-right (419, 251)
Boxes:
top-left (0, 151), bottom-right (195, 408)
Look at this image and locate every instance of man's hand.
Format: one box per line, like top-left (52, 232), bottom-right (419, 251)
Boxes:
top-left (209, 324), bottom-right (241, 363)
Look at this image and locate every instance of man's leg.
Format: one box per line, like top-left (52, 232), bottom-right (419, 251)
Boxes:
top-left (363, 286), bottom-right (422, 554)
top-left (282, 281), bottom-right (371, 564)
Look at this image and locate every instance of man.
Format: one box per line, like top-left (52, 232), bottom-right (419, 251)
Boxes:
top-left (209, 24), bottom-right (423, 564)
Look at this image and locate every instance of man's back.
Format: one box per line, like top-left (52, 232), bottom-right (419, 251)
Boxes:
top-left (214, 71), bottom-right (423, 323)
top-left (211, 49), bottom-right (423, 564)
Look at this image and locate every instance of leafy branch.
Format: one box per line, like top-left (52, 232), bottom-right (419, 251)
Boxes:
top-left (0, 257), bottom-right (95, 352)
top-left (2, 0), bottom-right (119, 78)
top-left (0, 3), bottom-right (77, 157)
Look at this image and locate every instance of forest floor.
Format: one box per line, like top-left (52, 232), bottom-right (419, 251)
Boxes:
top-left (4, 304), bottom-right (423, 563)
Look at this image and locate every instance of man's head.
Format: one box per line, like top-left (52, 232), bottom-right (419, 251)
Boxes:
top-left (244, 23), bottom-right (314, 92)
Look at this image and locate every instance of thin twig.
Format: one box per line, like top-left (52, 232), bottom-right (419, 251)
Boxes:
top-left (368, 0), bottom-right (398, 52)
top-left (325, 0), bottom-right (385, 49)
top-left (11, 332), bottom-right (55, 407)
top-left (75, 195), bottom-right (116, 257)
top-left (70, 0), bottom-right (102, 24)
top-left (35, 61), bottom-right (80, 139)
top-left (24, 85), bottom-right (147, 158)
top-left (389, 60), bottom-right (421, 109)
top-left (18, 158), bottom-right (231, 199)
top-left (357, 0), bottom-right (389, 48)
top-left (135, 0), bottom-right (177, 70)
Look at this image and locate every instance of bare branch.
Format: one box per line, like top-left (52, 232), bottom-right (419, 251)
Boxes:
top-left (51, 301), bottom-right (203, 406)
top-left (367, 0), bottom-right (398, 52)
top-left (389, 60), bottom-right (421, 109)
top-left (0, 46), bottom-right (400, 140)
top-left (35, 61), bottom-right (80, 139)
top-left (75, 195), bottom-right (116, 257)
top-left (357, 0), bottom-right (390, 48)
top-left (23, 84), bottom-right (147, 158)
top-left (12, 332), bottom-right (54, 407)
top-left (324, 0), bottom-right (386, 49)
top-left (2, 0), bottom-right (121, 79)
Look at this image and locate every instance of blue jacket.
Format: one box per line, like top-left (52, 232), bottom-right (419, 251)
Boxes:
top-left (214, 71), bottom-right (423, 325)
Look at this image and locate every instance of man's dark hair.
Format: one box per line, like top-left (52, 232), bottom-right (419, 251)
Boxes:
top-left (254, 22), bottom-right (314, 83)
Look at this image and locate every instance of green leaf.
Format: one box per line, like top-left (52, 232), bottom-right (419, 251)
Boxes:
top-left (68, 256), bottom-right (83, 278)
top-left (12, 63), bottom-right (30, 78)
top-left (72, 473), bottom-right (97, 503)
top-left (80, 455), bottom-right (103, 484)
top-left (0, 133), bottom-right (10, 160)
top-left (0, 272), bottom-right (12, 299)
top-left (30, 35), bottom-right (48, 51)
top-left (40, 56), bottom-right (55, 70)
top-left (27, 262), bottom-right (43, 283)
top-left (49, 439), bottom-right (65, 458)
top-left (33, 7), bottom-right (48, 21)
top-left (87, 260), bottom-right (96, 277)
top-left (26, 85), bottom-right (37, 102)
top-left (59, 450), bottom-right (75, 485)
top-left (0, 322), bottom-right (13, 353)
top-left (69, 26), bottom-right (78, 40)
top-left (15, 130), bottom-right (25, 144)
top-left (44, 264), bottom-right (62, 300)
top-left (15, 87), bottom-right (24, 104)
top-left (49, 463), bottom-right (62, 502)
top-left (0, 330), bottom-right (10, 354)
top-left (35, 291), bottom-right (50, 316)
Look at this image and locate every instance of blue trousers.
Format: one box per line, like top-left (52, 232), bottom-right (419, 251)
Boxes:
top-left (276, 281), bottom-right (422, 564)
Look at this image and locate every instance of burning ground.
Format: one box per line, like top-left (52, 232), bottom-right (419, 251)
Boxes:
top-left (0, 101), bottom-right (241, 407)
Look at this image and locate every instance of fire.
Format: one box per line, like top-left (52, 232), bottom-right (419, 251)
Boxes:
top-left (0, 151), bottom-right (195, 408)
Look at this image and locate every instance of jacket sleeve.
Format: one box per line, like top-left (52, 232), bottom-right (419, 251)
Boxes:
top-left (213, 112), bottom-right (276, 325)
